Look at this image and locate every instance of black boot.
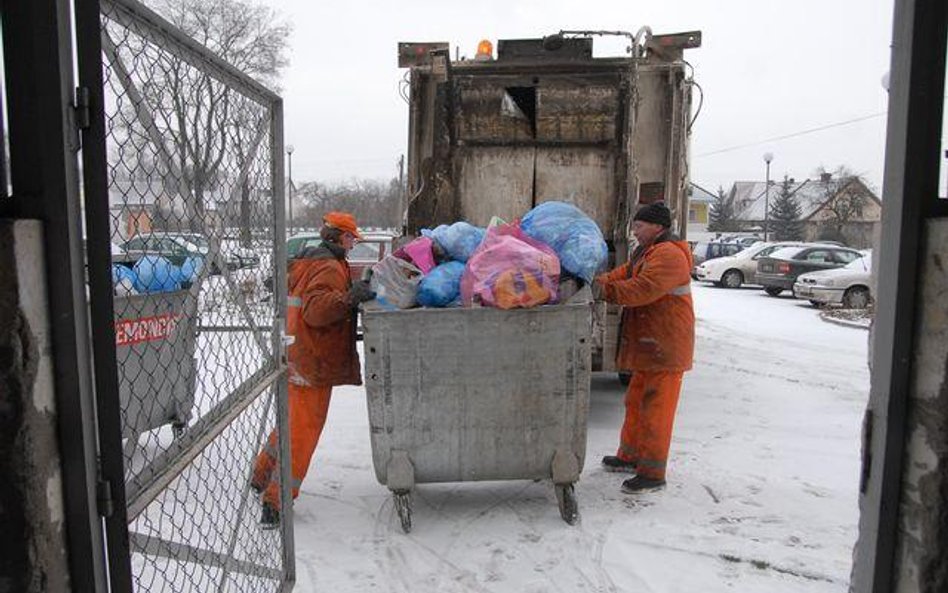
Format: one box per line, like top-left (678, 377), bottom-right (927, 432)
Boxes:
top-left (621, 475), bottom-right (666, 493)
top-left (601, 455), bottom-right (637, 473)
top-left (260, 502), bottom-right (280, 529)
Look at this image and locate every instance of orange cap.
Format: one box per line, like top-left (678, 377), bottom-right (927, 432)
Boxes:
top-left (323, 211), bottom-right (362, 239)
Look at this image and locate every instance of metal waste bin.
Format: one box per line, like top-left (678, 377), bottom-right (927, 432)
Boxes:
top-left (114, 289), bottom-right (198, 439)
top-left (362, 288), bottom-right (593, 532)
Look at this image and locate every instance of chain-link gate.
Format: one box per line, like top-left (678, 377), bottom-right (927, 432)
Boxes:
top-left (87, 0), bottom-right (293, 590)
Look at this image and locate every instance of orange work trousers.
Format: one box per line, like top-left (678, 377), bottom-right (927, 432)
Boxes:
top-left (252, 382), bottom-right (332, 509)
top-left (615, 370), bottom-right (684, 480)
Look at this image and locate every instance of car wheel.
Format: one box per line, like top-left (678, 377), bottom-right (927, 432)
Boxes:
top-left (721, 269), bottom-right (744, 289)
top-left (809, 300), bottom-right (823, 308)
top-left (843, 286), bottom-right (871, 309)
top-left (618, 372), bottom-right (632, 386)
top-left (764, 286), bottom-right (783, 297)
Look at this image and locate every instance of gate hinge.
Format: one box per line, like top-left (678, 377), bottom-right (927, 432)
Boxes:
top-left (96, 477), bottom-right (114, 518)
top-left (859, 408), bottom-right (874, 494)
top-left (73, 86), bottom-right (91, 131)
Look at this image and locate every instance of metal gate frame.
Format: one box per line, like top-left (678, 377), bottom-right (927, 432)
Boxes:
top-left (73, 0), bottom-right (292, 590)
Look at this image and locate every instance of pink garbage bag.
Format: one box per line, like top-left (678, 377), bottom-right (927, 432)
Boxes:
top-left (461, 223), bottom-right (560, 309)
top-left (392, 236), bottom-right (437, 274)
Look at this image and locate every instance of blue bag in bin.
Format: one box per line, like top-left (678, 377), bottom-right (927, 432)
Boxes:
top-left (133, 255), bottom-right (180, 293)
top-left (422, 222), bottom-right (485, 262)
top-left (176, 255), bottom-right (205, 285)
top-left (416, 261), bottom-right (465, 307)
top-left (111, 264), bottom-right (139, 296)
top-left (520, 201), bottom-right (608, 283)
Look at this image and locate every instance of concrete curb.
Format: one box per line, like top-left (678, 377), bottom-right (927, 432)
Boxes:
top-left (819, 310), bottom-right (871, 331)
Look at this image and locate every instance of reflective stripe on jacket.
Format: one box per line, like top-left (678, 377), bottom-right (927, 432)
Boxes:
top-left (286, 244), bottom-right (361, 386)
top-left (597, 234), bottom-right (695, 372)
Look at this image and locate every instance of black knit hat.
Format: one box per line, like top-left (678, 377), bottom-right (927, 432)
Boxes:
top-left (633, 202), bottom-right (672, 227)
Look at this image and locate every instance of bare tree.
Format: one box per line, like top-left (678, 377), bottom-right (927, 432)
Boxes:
top-left (813, 165), bottom-right (874, 244)
top-left (112, 0), bottom-right (290, 232)
top-left (297, 177), bottom-right (403, 231)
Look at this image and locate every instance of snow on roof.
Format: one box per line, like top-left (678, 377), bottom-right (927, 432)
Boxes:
top-left (689, 182), bottom-right (717, 204)
top-left (731, 178), bottom-right (853, 222)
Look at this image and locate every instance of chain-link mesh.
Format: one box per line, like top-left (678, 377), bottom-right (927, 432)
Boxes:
top-left (98, 0), bottom-right (289, 590)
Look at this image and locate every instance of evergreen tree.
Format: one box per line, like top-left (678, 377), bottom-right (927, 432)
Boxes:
top-left (769, 176), bottom-right (804, 241)
top-left (708, 186), bottom-right (737, 232)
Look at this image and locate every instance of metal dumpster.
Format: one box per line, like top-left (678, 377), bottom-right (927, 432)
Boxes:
top-left (362, 287), bottom-right (593, 531)
top-left (114, 289), bottom-right (198, 439)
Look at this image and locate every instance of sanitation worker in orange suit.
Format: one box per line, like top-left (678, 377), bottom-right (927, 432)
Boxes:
top-left (595, 202), bottom-right (695, 493)
top-left (252, 212), bottom-right (375, 527)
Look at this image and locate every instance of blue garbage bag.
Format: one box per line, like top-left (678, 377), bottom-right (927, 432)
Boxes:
top-left (111, 264), bottom-right (138, 296)
top-left (520, 201), bottom-right (608, 283)
top-left (133, 255), bottom-right (180, 293)
top-left (422, 222), bottom-right (485, 262)
top-left (416, 261), bottom-right (465, 307)
top-left (176, 255), bottom-right (205, 285)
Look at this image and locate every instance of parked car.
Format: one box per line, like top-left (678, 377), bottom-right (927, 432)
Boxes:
top-left (121, 232), bottom-right (239, 274)
top-left (177, 232), bottom-right (260, 269)
top-left (693, 241), bottom-right (809, 288)
top-left (690, 240), bottom-right (746, 276)
top-left (717, 234), bottom-right (764, 249)
top-left (267, 232), bottom-right (395, 290)
top-left (793, 254), bottom-right (872, 308)
top-left (755, 244), bottom-right (864, 297)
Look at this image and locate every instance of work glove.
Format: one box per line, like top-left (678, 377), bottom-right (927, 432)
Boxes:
top-left (347, 279), bottom-right (376, 308)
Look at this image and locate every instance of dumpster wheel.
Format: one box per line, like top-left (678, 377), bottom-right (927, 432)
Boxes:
top-left (393, 490), bottom-right (412, 533)
top-left (555, 484), bottom-right (578, 525)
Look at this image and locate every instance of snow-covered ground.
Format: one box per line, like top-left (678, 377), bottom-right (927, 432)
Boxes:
top-left (290, 284), bottom-right (869, 592)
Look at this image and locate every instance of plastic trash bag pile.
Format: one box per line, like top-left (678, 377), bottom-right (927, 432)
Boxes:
top-left (369, 201), bottom-right (606, 310)
top-left (111, 255), bottom-right (205, 296)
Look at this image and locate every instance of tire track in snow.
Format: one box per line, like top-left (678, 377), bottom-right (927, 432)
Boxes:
top-left (362, 483), bottom-right (540, 592)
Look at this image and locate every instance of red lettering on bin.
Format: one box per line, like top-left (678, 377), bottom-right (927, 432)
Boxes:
top-left (115, 313), bottom-right (182, 346)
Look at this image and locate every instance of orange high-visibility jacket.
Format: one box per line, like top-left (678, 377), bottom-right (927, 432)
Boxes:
top-left (597, 234), bottom-right (695, 372)
top-left (286, 244), bottom-right (362, 386)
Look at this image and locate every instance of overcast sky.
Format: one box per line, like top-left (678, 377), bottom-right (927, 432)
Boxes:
top-left (265, 0), bottom-right (897, 194)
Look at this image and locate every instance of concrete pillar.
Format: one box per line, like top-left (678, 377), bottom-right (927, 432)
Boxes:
top-left (0, 220), bottom-right (71, 592)
top-left (892, 220), bottom-right (948, 591)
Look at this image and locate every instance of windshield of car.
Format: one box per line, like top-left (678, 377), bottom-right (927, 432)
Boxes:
top-left (845, 255), bottom-right (872, 271)
top-left (182, 234), bottom-right (209, 249)
top-left (766, 246), bottom-right (807, 260)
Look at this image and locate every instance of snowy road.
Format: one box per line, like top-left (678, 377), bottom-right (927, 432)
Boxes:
top-left (290, 283), bottom-right (869, 592)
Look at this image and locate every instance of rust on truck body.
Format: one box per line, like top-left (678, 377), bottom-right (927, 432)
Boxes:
top-left (401, 32), bottom-right (700, 372)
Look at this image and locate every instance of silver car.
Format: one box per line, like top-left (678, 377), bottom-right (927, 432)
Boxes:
top-left (793, 254), bottom-right (872, 308)
top-left (693, 241), bottom-right (809, 288)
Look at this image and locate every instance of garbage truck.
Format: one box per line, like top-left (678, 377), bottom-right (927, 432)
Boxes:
top-left (398, 28), bottom-right (701, 376)
top-left (359, 29), bottom-right (701, 532)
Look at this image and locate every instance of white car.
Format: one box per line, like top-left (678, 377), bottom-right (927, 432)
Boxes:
top-left (693, 241), bottom-right (809, 288)
top-left (793, 254), bottom-right (872, 308)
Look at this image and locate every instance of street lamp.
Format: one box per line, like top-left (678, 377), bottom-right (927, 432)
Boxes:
top-left (286, 145), bottom-right (294, 232)
top-left (763, 152), bottom-right (774, 241)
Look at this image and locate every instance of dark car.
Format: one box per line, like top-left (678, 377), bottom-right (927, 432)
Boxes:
top-left (691, 241), bottom-right (745, 277)
top-left (121, 232), bottom-right (239, 274)
top-left (755, 244), bottom-right (864, 297)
